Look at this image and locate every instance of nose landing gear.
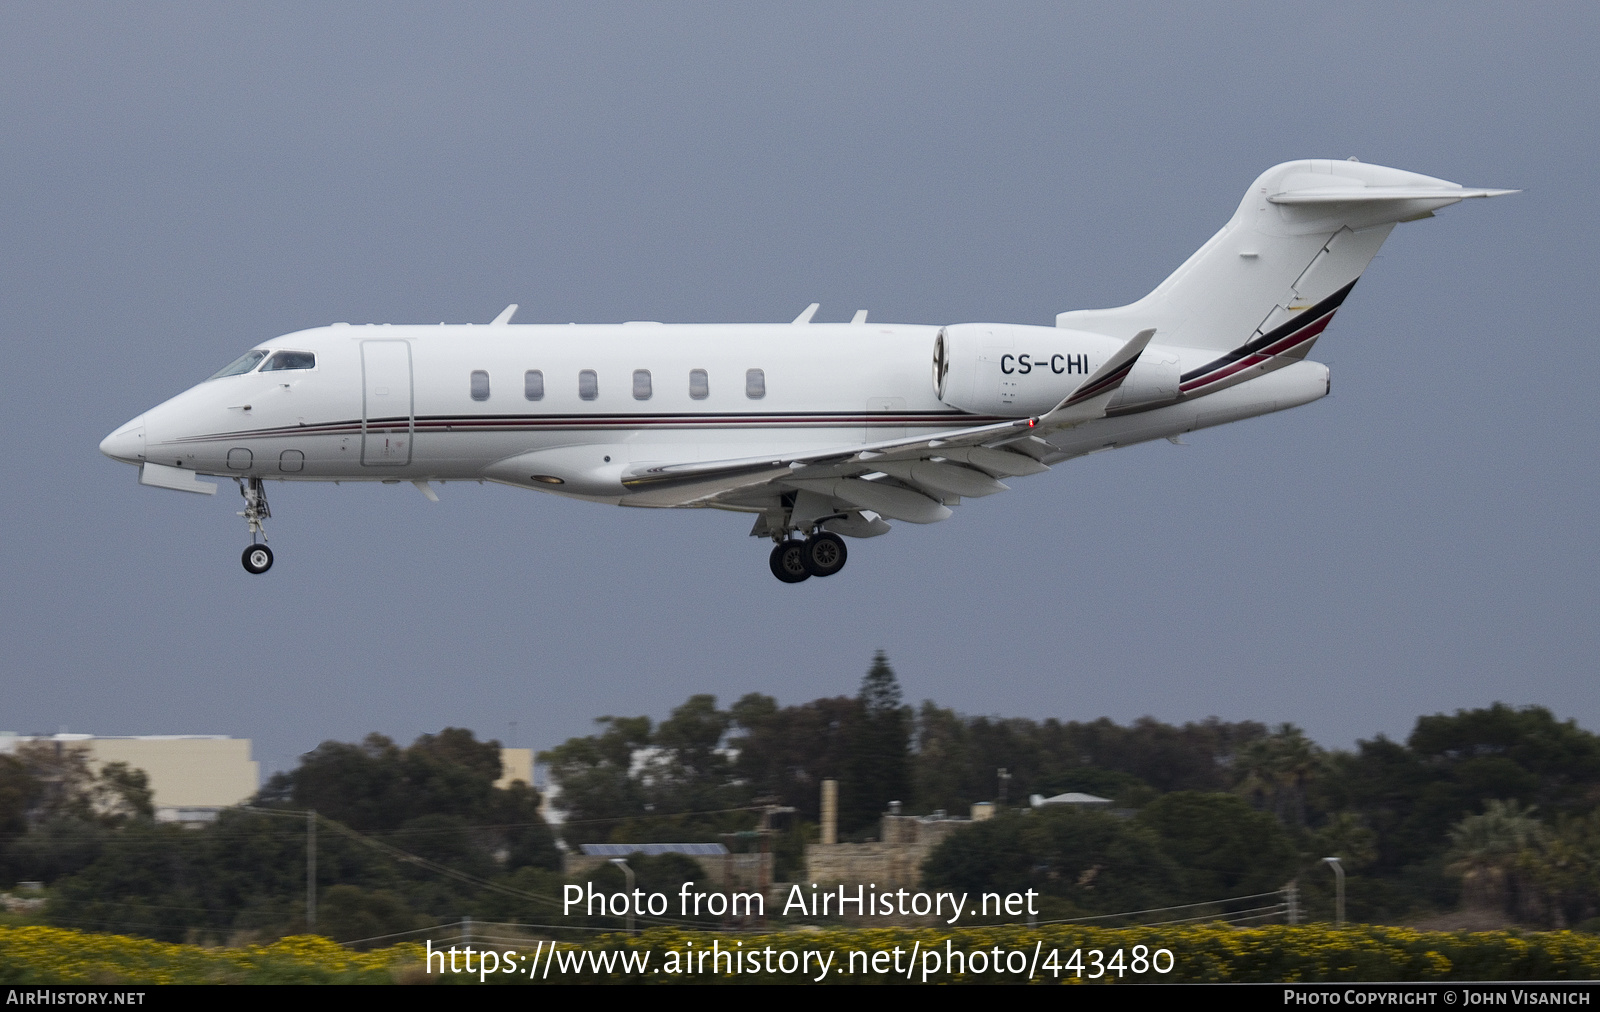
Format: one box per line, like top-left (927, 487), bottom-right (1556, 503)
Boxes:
top-left (236, 477), bottom-right (273, 574)
top-left (767, 530), bottom-right (849, 583)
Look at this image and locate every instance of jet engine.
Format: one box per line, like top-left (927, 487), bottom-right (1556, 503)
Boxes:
top-left (933, 323), bottom-right (1126, 416)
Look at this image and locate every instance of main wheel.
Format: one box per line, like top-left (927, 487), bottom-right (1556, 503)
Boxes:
top-left (241, 544), bottom-right (274, 575)
top-left (802, 532), bottom-right (848, 577)
top-left (768, 540), bottom-right (810, 583)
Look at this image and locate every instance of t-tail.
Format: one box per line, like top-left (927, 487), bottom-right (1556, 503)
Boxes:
top-left (1056, 159), bottom-right (1515, 399)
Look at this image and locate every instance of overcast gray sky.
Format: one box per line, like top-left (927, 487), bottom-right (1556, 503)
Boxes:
top-left (2, 3), bottom-right (1593, 781)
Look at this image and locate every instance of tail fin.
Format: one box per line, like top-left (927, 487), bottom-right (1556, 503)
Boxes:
top-left (1056, 160), bottom-right (1515, 364)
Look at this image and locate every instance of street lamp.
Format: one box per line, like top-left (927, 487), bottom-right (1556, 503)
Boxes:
top-left (608, 858), bottom-right (636, 934)
top-left (1322, 857), bottom-right (1345, 927)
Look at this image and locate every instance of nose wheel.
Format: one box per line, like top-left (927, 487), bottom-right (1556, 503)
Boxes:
top-left (236, 477), bottom-right (274, 575)
top-left (768, 532), bottom-right (848, 583)
top-left (242, 544), bottom-right (274, 574)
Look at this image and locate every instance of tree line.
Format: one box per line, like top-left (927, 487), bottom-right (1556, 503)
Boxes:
top-left (2, 652), bottom-right (1598, 941)
top-left (540, 652), bottom-right (1600, 927)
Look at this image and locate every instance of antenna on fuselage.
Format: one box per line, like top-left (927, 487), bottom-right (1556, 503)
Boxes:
top-left (491, 304), bottom-right (518, 325)
top-left (792, 303), bottom-right (819, 324)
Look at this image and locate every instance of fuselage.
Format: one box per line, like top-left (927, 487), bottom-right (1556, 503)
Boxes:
top-left (100, 318), bottom-right (1329, 507)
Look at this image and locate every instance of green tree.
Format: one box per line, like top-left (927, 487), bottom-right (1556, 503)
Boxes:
top-left (1233, 724), bottom-right (1325, 827)
top-left (539, 715), bottom-right (653, 846)
top-left (644, 694), bottom-right (739, 814)
top-left (841, 652), bottom-right (910, 834)
top-left (922, 806), bottom-right (1183, 919)
top-left (1516, 810), bottom-right (1600, 928)
top-left (728, 692), bottom-right (858, 821)
top-left (1445, 799), bottom-right (1546, 914)
top-left (1135, 792), bottom-right (1299, 898)
top-left (1325, 704), bottom-right (1600, 884)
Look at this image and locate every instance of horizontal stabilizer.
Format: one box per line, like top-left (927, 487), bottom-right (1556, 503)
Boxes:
top-left (1269, 186), bottom-right (1518, 205)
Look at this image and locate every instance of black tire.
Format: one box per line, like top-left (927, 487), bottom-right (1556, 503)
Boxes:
top-left (803, 532), bottom-right (848, 577)
top-left (768, 540), bottom-right (810, 583)
top-left (241, 544), bottom-right (274, 575)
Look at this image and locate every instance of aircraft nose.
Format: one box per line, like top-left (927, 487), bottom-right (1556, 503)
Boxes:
top-left (100, 415), bottom-right (146, 463)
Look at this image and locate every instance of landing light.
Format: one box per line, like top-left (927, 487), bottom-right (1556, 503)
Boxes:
top-left (530, 475), bottom-right (565, 485)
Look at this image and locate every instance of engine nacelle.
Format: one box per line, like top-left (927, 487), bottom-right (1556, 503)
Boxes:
top-left (933, 323), bottom-right (1126, 416)
top-left (1107, 344), bottom-right (1182, 412)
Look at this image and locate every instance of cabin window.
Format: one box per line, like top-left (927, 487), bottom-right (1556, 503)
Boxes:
top-left (262, 350), bottom-right (316, 372)
top-left (470, 370), bottom-right (490, 401)
top-left (689, 369), bottom-right (709, 399)
top-left (579, 369), bottom-right (598, 400)
top-left (524, 369), bottom-right (544, 401)
top-left (745, 368), bottom-right (766, 399)
top-left (633, 369), bottom-right (652, 400)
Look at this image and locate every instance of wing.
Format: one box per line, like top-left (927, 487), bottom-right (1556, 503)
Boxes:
top-left (619, 330), bottom-right (1154, 534)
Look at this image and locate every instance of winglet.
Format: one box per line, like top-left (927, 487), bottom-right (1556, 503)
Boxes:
top-left (1040, 328), bottom-right (1156, 427)
top-left (491, 304), bottom-right (518, 325)
top-left (792, 303), bottom-right (820, 324)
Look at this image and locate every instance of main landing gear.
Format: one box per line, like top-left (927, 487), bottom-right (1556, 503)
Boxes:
top-left (237, 477), bottom-right (273, 574)
top-left (768, 531), bottom-right (848, 583)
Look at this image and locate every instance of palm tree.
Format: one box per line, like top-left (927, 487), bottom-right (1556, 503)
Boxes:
top-left (1234, 724), bottom-right (1324, 826)
top-left (1445, 799), bottom-right (1546, 912)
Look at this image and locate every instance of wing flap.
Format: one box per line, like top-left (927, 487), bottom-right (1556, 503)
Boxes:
top-left (786, 477), bottom-right (952, 524)
top-left (619, 415), bottom-right (1037, 495)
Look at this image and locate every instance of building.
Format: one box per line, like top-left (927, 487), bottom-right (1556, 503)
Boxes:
top-left (805, 810), bottom-right (979, 891)
top-left (803, 783), bottom-right (988, 893)
top-left (496, 748), bottom-right (533, 790)
top-left (0, 732), bottom-right (260, 823)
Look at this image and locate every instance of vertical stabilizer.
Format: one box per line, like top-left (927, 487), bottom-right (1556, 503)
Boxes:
top-left (1056, 160), bottom-right (1514, 361)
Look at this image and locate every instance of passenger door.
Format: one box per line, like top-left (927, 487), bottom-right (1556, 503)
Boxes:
top-left (361, 341), bottom-right (413, 466)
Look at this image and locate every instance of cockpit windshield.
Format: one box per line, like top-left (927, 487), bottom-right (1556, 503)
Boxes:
top-left (208, 349), bottom-right (270, 380)
top-left (262, 350), bottom-right (316, 372)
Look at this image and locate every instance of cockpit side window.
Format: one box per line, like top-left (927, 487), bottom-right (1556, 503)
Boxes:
top-left (262, 350), bottom-right (316, 372)
top-left (208, 349), bottom-right (270, 380)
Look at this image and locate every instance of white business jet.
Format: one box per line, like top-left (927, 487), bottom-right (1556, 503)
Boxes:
top-left (101, 160), bottom-right (1512, 581)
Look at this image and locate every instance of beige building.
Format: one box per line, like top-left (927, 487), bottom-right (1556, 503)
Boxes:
top-left (805, 811), bottom-right (976, 890)
top-left (0, 733), bottom-right (259, 823)
top-left (496, 747), bottom-right (533, 789)
top-left (803, 780), bottom-right (989, 893)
